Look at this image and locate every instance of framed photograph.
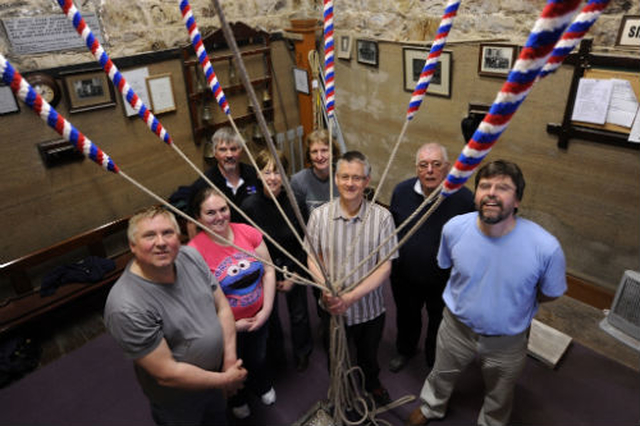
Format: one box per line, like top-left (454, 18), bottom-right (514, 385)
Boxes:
top-left (63, 69), bottom-right (116, 113)
top-left (478, 43), bottom-right (518, 77)
top-left (616, 15), bottom-right (640, 47)
top-left (146, 73), bottom-right (176, 114)
top-left (293, 67), bottom-right (309, 95)
top-left (0, 84), bottom-right (20, 115)
top-left (356, 39), bottom-right (378, 67)
top-left (337, 34), bottom-right (353, 60)
top-left (403, 47), bottom-right (452, 98)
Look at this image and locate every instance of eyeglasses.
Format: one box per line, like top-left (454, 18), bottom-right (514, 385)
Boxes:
top-left (417, 161), bottom-right (444, 171)
top-left (477, 182), bottom-right (516, 194)
top-left (337, 174), bottom-right (367, 183)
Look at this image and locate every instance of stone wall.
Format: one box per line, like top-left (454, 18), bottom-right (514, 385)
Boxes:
top-left (1, 1), bottom-right (637, 71)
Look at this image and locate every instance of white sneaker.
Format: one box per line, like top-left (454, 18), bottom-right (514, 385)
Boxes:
top-left (232, 404), bottom-right (250, 419)
top-left (260, 387), bottom-right (276, 405)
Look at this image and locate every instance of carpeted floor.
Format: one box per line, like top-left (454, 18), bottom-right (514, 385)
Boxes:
top-left (1, 284), bottom-right (639, 426)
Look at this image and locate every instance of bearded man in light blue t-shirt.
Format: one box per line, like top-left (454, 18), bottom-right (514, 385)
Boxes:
top-left (408, 160), bottom-right (567, 426)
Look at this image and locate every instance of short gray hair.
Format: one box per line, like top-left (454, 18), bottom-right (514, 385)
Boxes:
top-left (127, 206), bottom-right (180, 244)
top-left (415, 143), bottom-right (449, 165)
top-left (211, 127), bottom-right (241, 151)
top-left (336, 150), bottom-right (371, 177)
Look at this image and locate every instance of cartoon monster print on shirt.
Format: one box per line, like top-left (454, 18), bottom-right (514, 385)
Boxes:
top-left (213, 251), bottom-right (264, 309)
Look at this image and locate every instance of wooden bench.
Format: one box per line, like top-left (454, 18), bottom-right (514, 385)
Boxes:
top-left (0, 217), bottom-right (133, 336)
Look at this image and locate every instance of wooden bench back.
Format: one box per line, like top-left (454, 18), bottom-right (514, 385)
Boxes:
top-left (1, 218), bottom-right (130, 295)
top-left (0, 217), bottom-right (133, 336)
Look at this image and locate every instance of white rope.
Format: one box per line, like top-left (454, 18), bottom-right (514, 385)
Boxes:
top-left (167, 139), bottom-right (317, 281)
top-left (335, 120), bottom-right (411, 283)
top-left (209, 0), bottom-right (332, 291)
top-left (118, 170), bottom-right (322, 290)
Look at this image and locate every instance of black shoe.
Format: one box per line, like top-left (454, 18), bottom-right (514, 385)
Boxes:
top-left (371, 386), bottom-right (391, 407)
top-left (295, 354), bottom-right (310, 372)
top-left (389, 354), bottom-right (410, 373)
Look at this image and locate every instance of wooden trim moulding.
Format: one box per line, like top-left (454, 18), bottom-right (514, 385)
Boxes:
top-left (565, 273), bottom-right (615, 310)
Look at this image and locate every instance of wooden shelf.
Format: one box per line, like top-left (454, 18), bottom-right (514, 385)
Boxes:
top-left (194, 108), bottom-right (274, 139)
top-left (181, 22), bottom-right (273, 145)
top-left (182, 46), bottom-right (271, 67)
top-left (188, 76), bottom-right (272, 102)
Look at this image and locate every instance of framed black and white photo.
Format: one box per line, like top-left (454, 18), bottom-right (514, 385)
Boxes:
top-left (616, 15), bottom-right (640, 48)
top-left (337, 34), bottom-right (353, 60)
top-left (63, 69), bottom-right (116, 113)
top-left (356, 39), bottom-right (378, 67)
top-left (0, 84), bottom-right (20, 115)
top-left (478, 43), bottom-right (517, 77)
top-left (403, 47), bottom-right (452, 98)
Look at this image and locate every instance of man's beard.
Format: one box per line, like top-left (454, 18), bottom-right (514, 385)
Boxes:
top-left (477, 197), bottom-right (512, 224)
top-left (220, 160), bottom-right (237, 173)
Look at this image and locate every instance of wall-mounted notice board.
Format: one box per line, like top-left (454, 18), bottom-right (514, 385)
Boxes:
top-left (547, 39), bottom-right (640, 150)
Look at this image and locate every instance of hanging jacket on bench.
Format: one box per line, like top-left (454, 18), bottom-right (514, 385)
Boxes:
top-left (40, 256), bottom-right (116, 297)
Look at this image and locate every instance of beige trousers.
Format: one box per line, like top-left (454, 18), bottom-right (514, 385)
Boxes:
top-left (418, 308), bottom-right (528, 426)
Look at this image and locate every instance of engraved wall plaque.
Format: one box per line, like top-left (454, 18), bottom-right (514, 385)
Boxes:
top-left (2, 14), bottom-right (104, 55)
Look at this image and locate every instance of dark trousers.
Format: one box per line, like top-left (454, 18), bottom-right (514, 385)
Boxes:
top-left (230, 323), bottom-right (271, 408)
top-left (150, 389), bottom-right (227, 426)
top-left (268, 284), bottom-right (313, 366)
top-left (320, 309), bottom-right (386, 392)
top-left (391, 272), bottom-right (448, 365)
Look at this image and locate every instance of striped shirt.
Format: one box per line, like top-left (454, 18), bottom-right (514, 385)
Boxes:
top-left (305, 199), bottom-right (398, 326)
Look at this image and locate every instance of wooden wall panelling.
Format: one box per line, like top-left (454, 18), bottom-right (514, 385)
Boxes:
top-left (0, 57), bottom-right (199, 265)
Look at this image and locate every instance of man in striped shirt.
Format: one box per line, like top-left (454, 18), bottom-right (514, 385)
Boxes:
top-left (305, 151), bottom-right (398, 407)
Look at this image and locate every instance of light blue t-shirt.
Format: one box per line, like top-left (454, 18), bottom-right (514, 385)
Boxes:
top-left (438, 212), bottom-right (567, 335)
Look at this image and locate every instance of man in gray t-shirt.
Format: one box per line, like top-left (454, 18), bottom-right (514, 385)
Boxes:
top-left (104, 207), bottom-right (246, 425)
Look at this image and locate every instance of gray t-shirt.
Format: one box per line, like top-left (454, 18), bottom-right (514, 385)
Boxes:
top-left (290, 167), bottom-right (337, 221)
top-left (104, 246), bottom-right (224, 404)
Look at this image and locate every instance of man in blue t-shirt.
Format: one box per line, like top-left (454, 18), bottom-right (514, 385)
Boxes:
top-left (407, 160), bottom-right (567, 426)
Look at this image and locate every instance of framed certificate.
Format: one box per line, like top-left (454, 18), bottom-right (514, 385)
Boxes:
top-left (146, 73), bottom-right (176, 114)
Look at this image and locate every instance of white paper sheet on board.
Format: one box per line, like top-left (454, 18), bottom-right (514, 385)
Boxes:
top-left (571, 78), bottom-right (613, 125)
top-left (629, 108), bottom-right (640, 144)
top-left (606, 79), bottom-right (638, 128)
top-left (121, 67), bottom-right (150, 117)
